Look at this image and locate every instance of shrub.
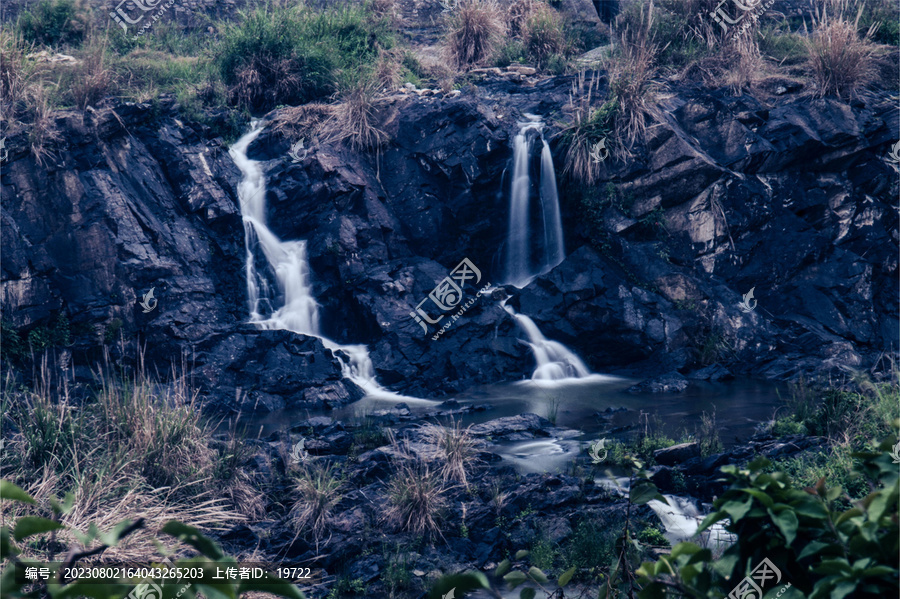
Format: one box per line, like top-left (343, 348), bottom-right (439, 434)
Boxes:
top-left (443, 0), bottom-right (507, 70)
top-left (804, 1), bottom-right (877, 100)
top-left (637, 525), bottom-right (669, 547)
top-left (858, 0), bottom-right (900, 45)
top-left (219, 3), bottom-right (394, 112)
top-left (17, 0), bottom-right (89, 48)
top-left (565, 517), bottom-right (617, 575)
top-left (493, 39), bottom-right (527, 67)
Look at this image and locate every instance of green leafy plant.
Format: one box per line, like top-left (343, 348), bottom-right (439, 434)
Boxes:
top-left (637, 431), bottom-right (900, 599)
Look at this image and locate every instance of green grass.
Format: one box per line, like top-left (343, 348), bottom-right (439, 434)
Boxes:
top-left (17, 0), bottom-right (90, 47)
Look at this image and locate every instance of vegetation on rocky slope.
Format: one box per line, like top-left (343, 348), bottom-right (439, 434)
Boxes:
top-left (2, 0), bottom-right (896, 155)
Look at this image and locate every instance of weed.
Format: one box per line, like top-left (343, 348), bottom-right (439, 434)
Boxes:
top-left (697, 409), bottom-right (722, 457)
top-left (443, 0), bottom-right (507, 70)
top-left (421, 419), bottom-right (479, 488)
top-left (521, 3), bottom-right (568, 67)
top-left (384, 437), bottom-right (448, 536)
top-left (289, 460), bottom-right (344, 548)
top-left (637, 524), bottom-right (670, 547)
top-left (17, 0), bottom-right (90, 48)
top-left (322, 70), bottom-right (388, 151)
top-left (804, 0), bottom-right (877, 100)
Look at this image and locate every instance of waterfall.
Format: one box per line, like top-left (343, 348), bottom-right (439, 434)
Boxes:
top-left (503, 304), bottom-right (591, 380)
top-left (505, 116), bottom-right (565, 288)
top-left (647, 495), bottom-right (734, 549)
top-left (229, 125), bottom-right (395, 397)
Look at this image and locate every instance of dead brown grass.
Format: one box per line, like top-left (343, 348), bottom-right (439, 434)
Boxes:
top-left (805, 1), bottom-right (877, 99)
top-left (271, 102), bottom-right (334, 145)
top-left (229, 57), bottom-right (304, 113)
top-left (443, 0), bottom-right (507, 70)
top-left (507, 0), bottom-right (541, 37)
top-left (0, 31), bottom-right (33, 119)
top-left (288, 461), bottom-right (343, 548)
top-left (0, 352), bottom-right (254, 562)
top-left (383, 436), bottom-right (448, 537)
top-left (521, 2), bottom-right (568, 65)
top-left (560, 70), bottom-right (605, 184)
top-left (322, 75), bottom-right (388, 151)
top-left (420, 420), bottom-right (480, 489)
top-left (606, 1), bottom-right (660, 152)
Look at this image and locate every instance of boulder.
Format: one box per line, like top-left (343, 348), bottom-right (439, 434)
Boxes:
top-left (628, 372), bottom-right (690, 394)
top-left (653, 442), bottom-right (701, 466)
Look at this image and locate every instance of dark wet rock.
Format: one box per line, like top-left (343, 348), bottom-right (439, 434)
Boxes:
top-left (469, 413), bottom-right (553, 439)
top-left (653, 441), bottom-right (701, 466)
top-left (292, 416), bottom-right (336, 432)
top-left (649, 466), bottom-right (683, 495)
top-left (628, 371), bottom-right (689, 394)
top-left (686, 363), bottom-right (735, 382)
top-left (196, 329), bottom-right (364, 412)
top-left (2, 69), bottom-right (896, 403)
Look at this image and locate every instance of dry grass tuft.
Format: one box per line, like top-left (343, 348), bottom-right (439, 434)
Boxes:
top-left (722, 28), bottom-right (765, 94)
top-left (420, 420), bottom-right (480, 489)
top-left (271, 102), bottom-right (333, 155)
top-left (0, 351), bottom-right (254, 561)
top-left (230, 57), bottom-right (304, 113)
top-left (383, 436), bottom-right (448, 536)
top-left (507, 0), bottom-right (541, 37)
top-left (805, 1), bottom-right (877, 100)
top-left (27, 86), bottom-right (62, 166)
top-left (368, 0), bottom-right (402, 28)
top-left (322, 74), bottom-right (388, 151)
top-left (560, 70), bottom-right (608, 185)
top-left (520, 2), bottom-right (568, 66)
top-left (288, 461), bottom-right (343, 547)
top-left (606, 1), bottom-right (660, 152)
top-left (70, 39), bottom-right (114, 110)
top-left (0, 31), bottom-right (33, 118)
top-left (443, 0), bottom-right (507, 70)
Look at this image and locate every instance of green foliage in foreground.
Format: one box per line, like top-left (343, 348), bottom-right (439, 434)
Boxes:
top-left (638, 431), bottom-right (899, 599)
top-left (0, 480), bottom-right (306, 599)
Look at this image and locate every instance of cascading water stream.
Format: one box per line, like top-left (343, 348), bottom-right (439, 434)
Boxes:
top-left (230, 125), bottom-right (402, 398)
top-left (502, 303), bottom-right (592, 381)
top-left (505, 116), bottom-right (565, 288)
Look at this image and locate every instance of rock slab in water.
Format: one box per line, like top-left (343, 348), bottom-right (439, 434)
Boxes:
top-left (654, 442), bottom-right (701, 466)
top-left (628, 371), bottom-right (690, 394)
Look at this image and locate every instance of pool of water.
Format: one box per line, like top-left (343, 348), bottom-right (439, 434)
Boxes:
top-left (238, 376), bottom-right (785, 474)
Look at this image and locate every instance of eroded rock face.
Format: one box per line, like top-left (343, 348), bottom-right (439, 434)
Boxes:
top-left (2, 72), bottom-right (897, 407)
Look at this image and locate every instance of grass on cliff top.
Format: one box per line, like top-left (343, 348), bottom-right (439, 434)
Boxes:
top-left (0, 350), bottom-right (262, 561)
top-left (2, 0), bottom-right (897, 163)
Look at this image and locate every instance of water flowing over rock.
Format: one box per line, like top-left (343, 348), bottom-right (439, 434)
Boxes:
top-left (505, 116), bottom-right (565, 287)
top-left (1, 72), bottom-right (896, 403)
top-left (230, 124), bottom-right (401, 400)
